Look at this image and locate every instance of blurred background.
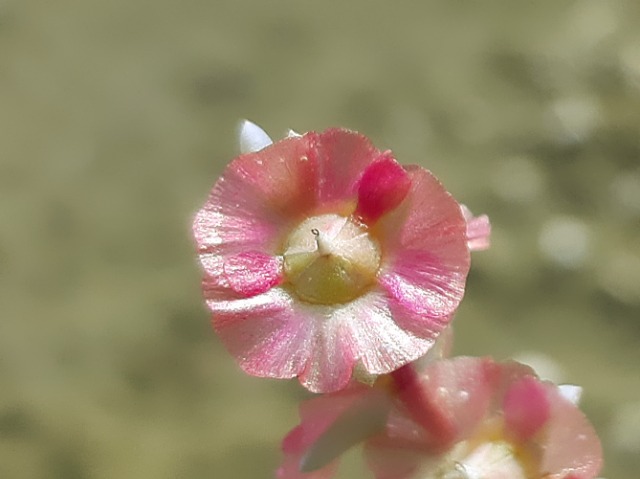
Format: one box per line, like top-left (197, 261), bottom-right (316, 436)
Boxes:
top-left (1, 1), bottom-right (639, 477)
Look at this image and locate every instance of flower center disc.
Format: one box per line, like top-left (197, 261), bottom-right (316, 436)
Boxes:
top-left (283, 214), bottom-right (381, 305)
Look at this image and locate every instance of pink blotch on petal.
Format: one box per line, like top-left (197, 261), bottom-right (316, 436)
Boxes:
top-left (222, 251), bottom-right (283, 297)
top-left (503, 375), bottom-right (551, 443)
top-left (355, 152), bottom-right (412, 224)
top-left (460, 204), bottom-right (491, 251)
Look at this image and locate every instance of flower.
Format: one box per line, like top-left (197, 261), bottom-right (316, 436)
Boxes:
top-left (193, 121), bottom-right (490, 393)
top-left (278, 357), bottom-right (603, 479)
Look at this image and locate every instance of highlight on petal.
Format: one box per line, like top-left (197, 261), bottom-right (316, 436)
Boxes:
top-left (460, 204), bottom-right (491, 251)
top-left (355, 152), bottom-right (412, 224)
top-left (238, 119), bottom-right (273, 154)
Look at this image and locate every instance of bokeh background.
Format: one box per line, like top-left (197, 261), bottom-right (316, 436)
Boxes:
top-left (1, 1), bottom-right (639, 478)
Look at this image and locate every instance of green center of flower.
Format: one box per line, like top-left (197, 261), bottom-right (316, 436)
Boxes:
top-left (283, 214), bottom-right (381, 305)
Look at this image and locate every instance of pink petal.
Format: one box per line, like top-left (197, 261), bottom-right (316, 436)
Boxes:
top-left (278, 387), bottom-right (372, 479)
top-left (298, 315), bottom-right (356, 394)
top-left (379, 250), bottom-right (466, 326)
top-left (285, 285), bottom-right (466, 395)
top-left (365, 357), bottom-right (496, 479)
top-left (503, 376), bottom-right (551, 443)
top-left (300, 388), bottom-right (391, 473)
top-left (224, 134), bottom-right (318, 218)
top-left (313, 128), bottom-right (381, 206)
top-left (377, 167), bottom-right (470, 323)
top-left (222, 251), bottom-right (283, 297)
top-left (460, 204), bottom-right (491, 251)
top-left (536, 384), bottom-right (603, 479)
top-left (193, 135), bottom-right (320, 285)
top-left (209, 288), bottom-right (312, 380)
top-left (355, 152), bottom-right (412, 224)
top-left (341, 290), bottom-right (434, 376)
top-left (193, 201), bottom-right (282, 279)
top-left (415, 357), bottom-right (495, 446)
top-left (295, 289), bottom-right (436, 393)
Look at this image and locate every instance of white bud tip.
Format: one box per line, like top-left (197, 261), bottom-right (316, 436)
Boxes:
top-left (558, 384), bottom-right (583, 405)
top-left (238, 119), bottom-right (273, 154)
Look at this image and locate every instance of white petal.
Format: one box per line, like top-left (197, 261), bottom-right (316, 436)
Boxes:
top-left (286, 128), bottom-right (302, 138)
top-left (238, 119), bottom-right (273, 154)
top-left (558, 384), bottom-right (583, 405)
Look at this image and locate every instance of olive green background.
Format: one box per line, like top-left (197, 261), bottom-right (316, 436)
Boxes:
top-left (1, 1), bottom-right (639, 478)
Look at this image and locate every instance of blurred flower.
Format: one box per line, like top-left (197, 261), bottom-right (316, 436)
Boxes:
top-left (193, 121), bottom-right (489, 393)
top-left (278, 357), bottom-right (602, 479)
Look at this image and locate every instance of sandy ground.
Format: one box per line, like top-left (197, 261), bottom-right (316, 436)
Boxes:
top-left (1, 1), bottom-right (639, 478)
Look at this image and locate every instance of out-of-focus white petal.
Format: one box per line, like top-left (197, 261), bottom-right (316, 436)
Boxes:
top-left (286, 128), bottom-right (302, 138)
top-left (238, 119), bottom-right (273, 154)
top-left (558, 384), bottom-right (583, 405)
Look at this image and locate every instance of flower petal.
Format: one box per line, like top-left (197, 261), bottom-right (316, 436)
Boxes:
top-left (313, 128), bottom-right (381, 206)
top-left (194, 133), bottom-right (321, 279)
top-left (301, 388), bottom-right (390, 473)
top-left (226, 134), bottom-right (320, 217)
top-left (355, 152), bottom-right (412, 224)
top-left (209, 288), bottom-right (312, 379)
top-left (379, 250), bottom-right (466, 325)
top-left (536, 384), bottom-right (603, 479)
top-left (503, 375), bottom-right (551, 443)
top-left (342, 290), bottom-right (434, 375)
top-left (298, 314), bottom-right (356, 394)
top-left (377, 167), bottom-right (470, 322)
top-left (460, 204), bottom-right (491, 251)
top-left (416, 357), bottom-right (495, 445)
top-left (238, 119), bottom-right (273, 154)
top-left (222, 251), bottom-right (283, 297)
top-left (278, 387), bottom-right (372, 479)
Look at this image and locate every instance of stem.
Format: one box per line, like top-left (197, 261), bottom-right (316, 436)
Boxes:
top-left (391, 364), bottom-right (456, 450)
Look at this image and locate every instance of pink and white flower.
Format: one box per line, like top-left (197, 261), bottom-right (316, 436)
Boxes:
top-left (193, 121), bottom-right (490, 393)
top-left (278, 357), bottom-right (603, 479)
